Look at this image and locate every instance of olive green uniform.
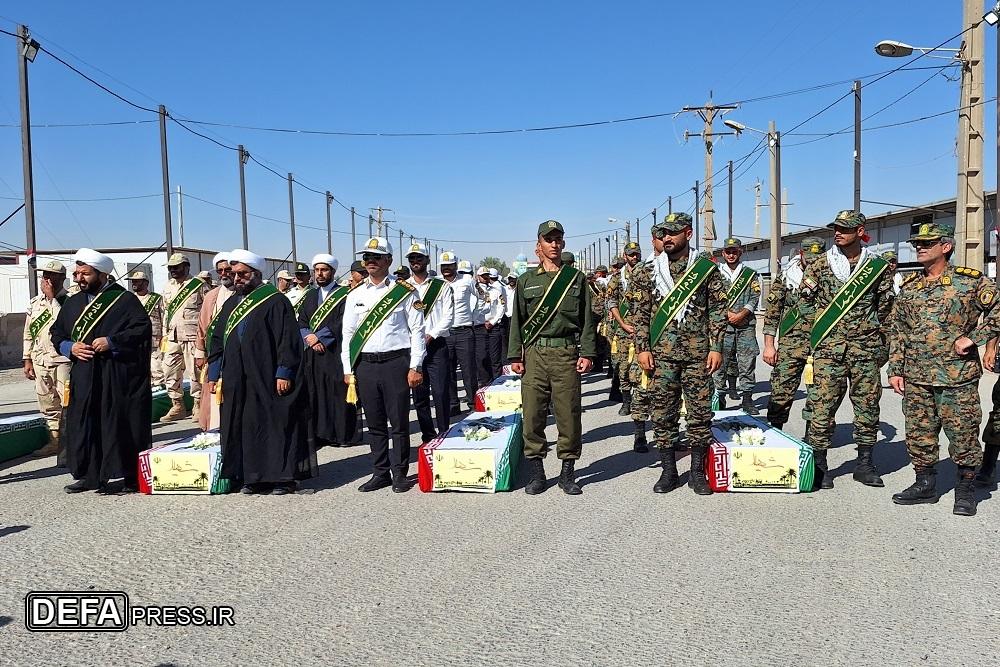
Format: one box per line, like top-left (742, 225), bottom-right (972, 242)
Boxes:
top-left (508, 265), bottom-right (596, 460)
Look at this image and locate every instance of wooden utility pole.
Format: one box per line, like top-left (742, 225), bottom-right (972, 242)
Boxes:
top-left (682, 94), bottom-right (738, 251)
top-left (956, 0), bottom-right (985, 269)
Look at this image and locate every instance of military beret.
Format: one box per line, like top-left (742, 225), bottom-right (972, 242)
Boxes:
top-left (350, 260), bottom-right (367, 273)
top-left (800, 236), bottom-right (827, 255)
top-left (537, 220), bottom-right (564, 237)
top-left (827, 210), bottom-right (867, 229)
top-left (909, 221), bottom-right (954, 242)
top-left (595, 265), bottom-right (608, 273)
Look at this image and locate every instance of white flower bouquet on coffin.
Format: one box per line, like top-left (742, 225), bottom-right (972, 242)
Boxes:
top-left (188, 431), bottom-right (222, 450)
top-left (732, 427), bottom-right (766, 447)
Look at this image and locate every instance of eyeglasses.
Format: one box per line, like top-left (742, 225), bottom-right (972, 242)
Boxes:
top-left (362, 253), bottom-right (387, 262)
top-left (216, 267), bottom-right (232, 276)
top-left (910, 239), bottom-right (941, 249)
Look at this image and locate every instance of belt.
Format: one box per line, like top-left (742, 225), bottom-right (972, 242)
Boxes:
top-left (451, 325), bottom-right (473, 331)
top-left (534, 336), bottom-right (577, 348)
top-left (358, 348), bottom-right (410, 363)
top-left (473, 324), bottom-right (486, 330)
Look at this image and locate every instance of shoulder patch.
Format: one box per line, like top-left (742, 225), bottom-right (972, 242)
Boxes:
top-left (980, 288), bottom-right (996, 307)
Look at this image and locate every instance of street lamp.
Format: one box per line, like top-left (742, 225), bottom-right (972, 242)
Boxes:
top-left (873, 39), bottom-right (963, 59)
top-left (726, 118), bottom-right (781, 282)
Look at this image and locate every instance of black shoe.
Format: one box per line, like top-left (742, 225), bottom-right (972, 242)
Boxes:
top-left (853, 446), bottom-right (884, 487)
top-left (716, 393), bottom-right (727, 411)
top-left (813, 450), bottom-right (834, 490)
top-left (741, 392), bottom-right (760, 416)
top-left (557, 460), bottom-right (582, 495)
top-left (524, 458), bottom-right (547, 495)
top-left (653, 447), bottom-right (680, 493)
top-left (270, 482), bottom-right (296, 496)
top-left (768, 419), bottom-right (786, 430)
top-left (63, 479), bottom-right (89, 494)
top-left (617, 391), bottom-right (632, 416)
top-left (96, 481), bottom-right (124, 495)
top-left (975, 443), bottom-right (999, 487)
top-left (892, 468), bottom-right (938, 505)
top-left (609, 388), bottom-right (624, 404)
top-left (953, 466), bottom-right (978, 516)
top-left (633, 430), bottom-right (649, 453)
top-left (240, 483), bottom-right (267, 495)
top-left (358, 476), bottom-right (393, 492)
top-left (688, 446), bottom-right (713, 495)
top-left (728, 376), bottom-right (739, 400)
top-left (392, 474), bottom-right (411, 493)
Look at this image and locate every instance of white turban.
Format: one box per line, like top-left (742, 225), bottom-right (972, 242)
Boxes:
top-left (311, 253), bottom-right (338, 271)
top-left (228, 249), bottom-right (266, 273)
top-left (73, 248), bottom-right (114, 275)
top-left (212, 252), bottom-right (229, 267)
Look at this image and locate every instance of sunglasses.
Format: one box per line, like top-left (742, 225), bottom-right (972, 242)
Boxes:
top-left (910, 239), bottom-right (941, 249)
top-left (362, 253), bottom-right (387, 262)
top-left (216, 267), bottom-right (233, 276)
top-left (233, 269), bottom-right (256, 279)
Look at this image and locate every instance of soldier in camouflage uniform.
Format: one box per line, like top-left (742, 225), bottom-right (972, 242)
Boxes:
top-left (712, 237), bottom-right (762, 414)
top-left (978, 337), bottom-right (1000, 488)
top-left (586, 257), bottom-right (611, 377)
top-left (799, 211), bottom-right (895, 490)
top-left (763, 236), bottom-right (826, 432)
top-left (889, 222), bottom-right (1000, 516)
top-left (631, 213), bottom-right (726, 495)
top-left (606, 241), bottom-right (651, 452)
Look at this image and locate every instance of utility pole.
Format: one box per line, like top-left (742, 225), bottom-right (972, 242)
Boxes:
top-left (368, 214), bottom-right (374, 238)
top-left (287, 173), bottom-right (297, 263)
top-left (753, 179), bottom-right (762, 241)
top-left (606, 236), bottom-right (612, 263)
top-left (398, 228), bottom-right (403, 258)
top-left (668, 196), bottom-right (673, 214)
top-left (350, 207), bottom-right (357, 256)
top-left (377, 207), bottom-right (383, 236)
top-left (694, 180), bottom-right (700, 250)
top-left (17, 25), bottom-right (38, 296)
top-left (325, 191), bottom-right (333, 254)
top-left (681, 94), bottom-right (738, 251)
top-left (650, 210), bottom-right (656, 229)
top-left (727, 160), bottom-right (734, 239)
top-left (238, 145), bottom-right (249, 249)
top-left (159, 105), bottom-right (174, 257)
top-left (853, 80), bottom-right (862, 212)
top-left (955, 0), bottom-right (986, 269)
top-left (177, 185), bottom-right (185, 247)
top-left (614, 231), bottom-right (619, 258)
top-left (768, 121), bottom-right (782, 279)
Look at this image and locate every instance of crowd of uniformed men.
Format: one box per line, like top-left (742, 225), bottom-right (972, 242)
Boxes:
top-left (19, 210), bottom-right (1000, 515)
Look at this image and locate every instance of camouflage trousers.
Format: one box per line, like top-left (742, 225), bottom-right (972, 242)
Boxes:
top-left (982, 375), bottom-right (1000, 447)
top-left (903, 381), bottom-right (983, 469)
top-left (712, 327), bottom-right (758, 394)
top-left (765, 333), bottom-right (810, 426)
top-left (648, 356), bottom-right (713, 450)
top-left (805, 356), bottom-right (882, 451)
top-left (612, 335), bottom-right (635, 392)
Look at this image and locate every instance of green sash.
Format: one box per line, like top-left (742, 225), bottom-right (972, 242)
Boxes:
top-left (165, 278), bottom-right (204, 329)
top-left (725, 266), bottom-right (756, 309)
top-left (223, 283), bottom-right (280, 347)
top-left (143, 293), bottom-right (162, 315)
top-left (349, 282), bottom-right (413, 368)
top-left (71, 285), bottom-right (127, 342)
top-left (519, 264), bottom-right (579, 348)
top-left (809, 255), bottom-right (889, 350)
top-left (28, 308), bottom-right (53, 340)
top-left (419, 278), bottom-right (446, 315)
top-left (293, 286), bottom-right (316, 315)
top-left (650, 256), bottom-right (717, 347)
top-left (778, 306), bottom-right (801, 337)
top-left (611, 301), bottom-right (631, 334)
top-left (309, 285), bottom-right (351, 331)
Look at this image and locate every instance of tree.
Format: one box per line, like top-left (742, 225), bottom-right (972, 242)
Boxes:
top-left (479, 256), bottom-right (510, 277)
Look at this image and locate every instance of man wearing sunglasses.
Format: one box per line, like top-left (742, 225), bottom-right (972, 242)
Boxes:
top-left (889, 223), bottom-right (1000, 516)
top-left (713, 237), bottom-right (762, 415)
top-left (799, 210), bottom-right (895, 490)
top-left (194, 253), bottom-right (236, 431)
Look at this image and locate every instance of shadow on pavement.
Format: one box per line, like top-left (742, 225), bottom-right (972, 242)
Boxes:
top-left (577, 448), bottom-right (655, 487)
top-left (0, 525), bottom-right (29, 538)
top-left (0, 615), bottom-right (12, 629)
top-left (0, 464), bottom-right (64, 486)
top-left (302, 452), bottom-right (372, 492)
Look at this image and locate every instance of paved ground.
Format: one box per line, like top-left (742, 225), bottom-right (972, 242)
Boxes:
top-left (1, 353), bottom-right (999, 665)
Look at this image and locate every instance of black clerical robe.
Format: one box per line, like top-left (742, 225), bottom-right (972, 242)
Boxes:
top-left (50, 283), bottom-right (152, 486)
top-left (296, 285), bottom-right (357, 446)
top-left (207, 287), bottom-right (313, 485)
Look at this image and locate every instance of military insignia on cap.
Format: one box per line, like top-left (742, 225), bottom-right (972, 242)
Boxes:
top-left (981, 289), bottom-right (995, 306)
top-left (919, 223), bottom-right (930, 236)
top-left (410, 243), bottom-right (420, 252)
top-left (548, 221), bottom-right (557, 229)
top-left (810, 244), bottom-right (820, 253)
top-left (367, 239), bottom-right (379, 249)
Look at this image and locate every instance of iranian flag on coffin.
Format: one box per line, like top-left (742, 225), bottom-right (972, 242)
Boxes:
top-left (151, 380), bottom-right (195, 422)
top-left (473, 375), bottom-right (523, 413)
top-left (707, 410), bottom-right (815, 493)
top-left (138, 432), bottom-right (232, 495)
top-left (418, 411), bottom-right (523, 493)
top-left (0, 414), bottom-right (49, 463)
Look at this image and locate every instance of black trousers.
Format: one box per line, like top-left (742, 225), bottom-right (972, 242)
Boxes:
top-left (413, 336), bottom-right (451, 441)
top-left (487, 324), bottom-right (504, 379)
top-left (474, 324), bottom-right (492, 388)
top-left (447, 327), bottom-right (478, 410)
top-left (500, 315), bottom-right (511, 369)
top-left (356, 352), bottom-right (411, 479)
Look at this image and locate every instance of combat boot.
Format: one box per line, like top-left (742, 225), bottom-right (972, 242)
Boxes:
top-left (618, 390), bottom-right (632, 416)
top-left (33, 432), bottom-right (59, 458)
top-left (813, 450), bottom-right (834, 490)
top-left (727, 375), bottom-right (738, 400)
top-left (891, 467), bottom-right (938, 505)
top-left (852, 446), bottom-right (884, 487)
top-left (716, 391), bottom-right (727, 411)
top-left (608, 382), bottom-right (623, 404)
top-left (953, 466), bottom-right (978, 517)
top-left (557, 460), bottom-right (582, 495)
top-left (975, 443), bottom-right (999, 487)
top-left (688, 446), bottom-right (713, 495)
top-left (653, 447), bottom-right (680, 493)
top-left (741, 392), bottom-right (759, 416)
top-left (159, 399), bottom-right (189, 423)
top-left (633, 420), bottom-right (649, 453)
top-left (768, 419), bottom-right (786, 431)
top-left (524, 458), bottom-right (547, 495)
top-left (190, 398), bottom-right (201, 421)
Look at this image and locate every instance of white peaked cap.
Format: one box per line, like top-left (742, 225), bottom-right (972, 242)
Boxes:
top-left (212, 252), bottom-right (229, 267)
top-left (228, 249), bottom-right (266, 273)
top-left (311, 253), bottom-right (338, 271)
top-left (73, 248), bottom-right (115, 275)
top-left (489, 268), bottom-right (499, 278)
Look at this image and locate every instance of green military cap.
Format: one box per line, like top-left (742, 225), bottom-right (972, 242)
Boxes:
top-left (882, 250), bottom-right (898, 261)
top-left (827, 210), bottom-right (867, 229)
top-left (657, 212), bottom-right (693, 233)
top-left (611, 256), bottom-right (625, 267)
top-left (800, 236), bottom-right (826, 255)
top-left (595, 264), bottom-right (608, 273)
top-left (537, 220), bottom-right (564, 237)
top-left (560, 251), bottom-right (576, 263)
top-left (908, 221), bottom-right (954, 241)
top-left (723, 237), bottom-right (742, 249)
top-left (623, 241), bottom-right (641, 256)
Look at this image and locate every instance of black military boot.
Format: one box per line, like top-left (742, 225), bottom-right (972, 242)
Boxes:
top-left (768, 419), bottom-right (786, 430)
top-left (688, 446), bottom-right (713, 495)
top-left (558, 460), bottom-right (582, 495)
top-left (891, 467), bottom-right (938, 505)
top-left (524, 458), bottom-right (547, 495)
top-left (716, 391), bottom-right (727, 411)
top-left (741, 392), bottom-right (759, 416)
top-left (633, 420), bottom-right (649, 453)
top-left (653, 447), bottom-right (680, 493)
top-left (975, 444), bottom-right (999, 487)
top-left (813, 450), bottom-right (833, 490)
top-left (852, 446), bottom-right (884, 487)
top-left (953, 466), bottom-right (978, 516)
top-left (727, 374), bottom-right (738, 400)
top-left (618, 391), bottom-right (632, 417)
top-left (608, 373), bottom-right (623, 403)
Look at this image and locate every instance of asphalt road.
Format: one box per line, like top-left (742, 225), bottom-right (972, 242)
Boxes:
top-left (1, 356), bottom-right (998, 665)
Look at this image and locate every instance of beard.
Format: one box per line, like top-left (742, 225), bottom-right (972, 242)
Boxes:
top-left (220, 276), bottom-right (234, 289)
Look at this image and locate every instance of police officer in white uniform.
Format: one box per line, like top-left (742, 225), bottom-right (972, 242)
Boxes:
top-left (442, 253), bottom-right (481, 413)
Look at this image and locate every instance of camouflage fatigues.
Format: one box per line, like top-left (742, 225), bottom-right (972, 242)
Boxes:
top-left (589, 280), bottom-right (611, 367)
top-left (712, 264), bottom-right (761, 394)
top-left (888, 264), bottom-right (1000, 468)
top-left (605, 261), bottom-right (651, 420)
top-left (631, 252), bottom-right (726, 449)
top-left (763, 263), bottom-right (814, 426)
top-left (799, 251), bottom-right (895, 451)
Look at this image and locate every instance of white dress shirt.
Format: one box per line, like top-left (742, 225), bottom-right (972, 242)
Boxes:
top-left (503, 284), bottom-right (515, 318)
top-left (486, 282), bottom-right (505, 325)
top-left (447, 275), bottom-right (481, 327)
top-left (340, 276), bottom-right (427, 371)
top-left (472, 280), bottom-right (490, 325)
top-left (412, 275), bottom-right (454, 340)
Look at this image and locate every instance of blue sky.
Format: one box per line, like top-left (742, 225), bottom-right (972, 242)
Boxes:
top-left (0, 1), bottom-right (994, 265)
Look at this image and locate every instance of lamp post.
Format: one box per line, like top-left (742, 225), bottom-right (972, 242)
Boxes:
top-left (988, 3), bottom-right (1000, 279)
top-left (725, 119), bottom-right (781, 279)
